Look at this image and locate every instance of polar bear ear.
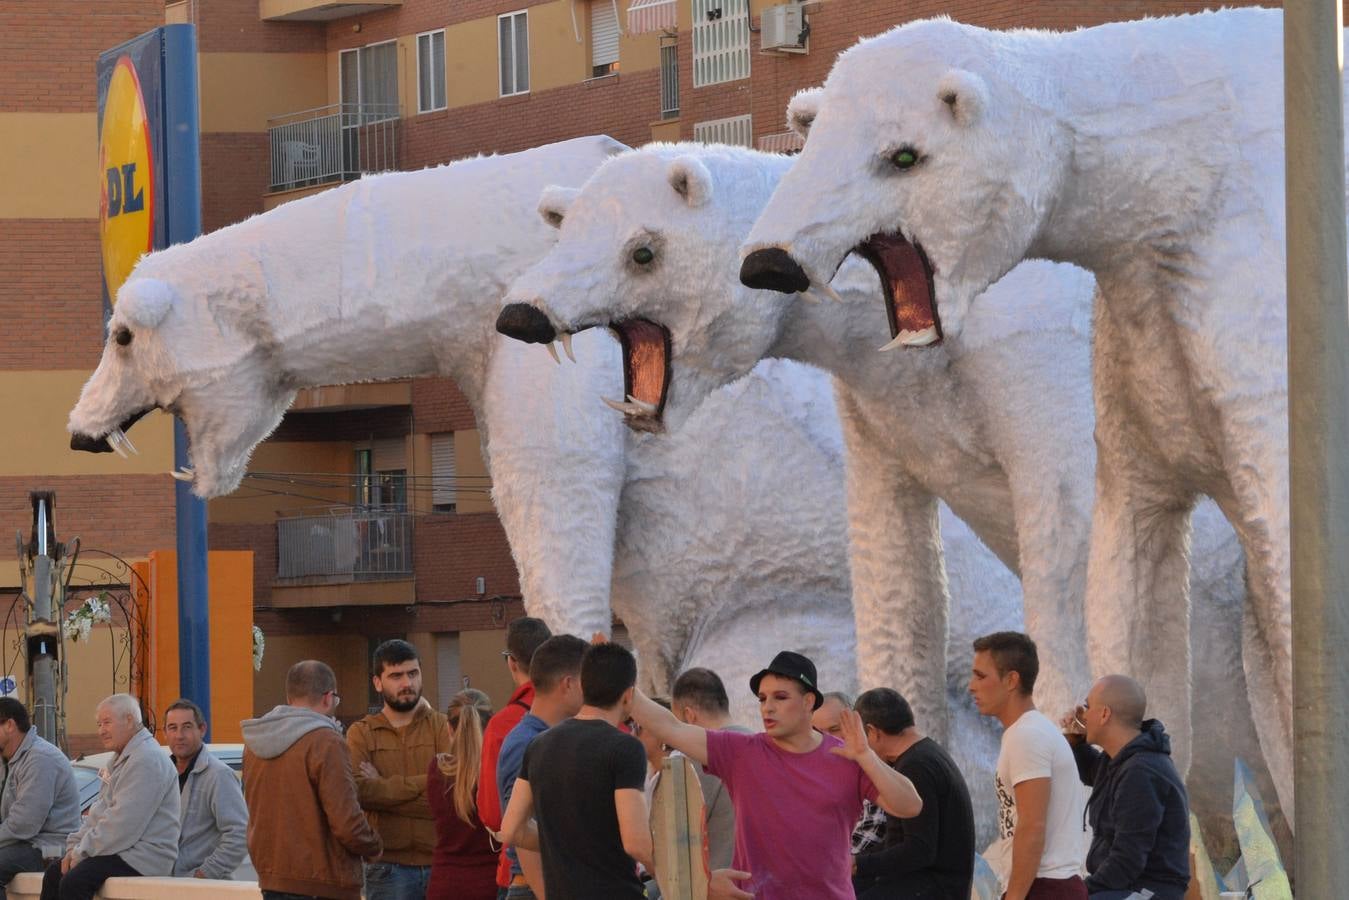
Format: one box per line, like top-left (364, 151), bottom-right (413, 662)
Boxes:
top-left (667, 156), bottom-right (713, 208)
top-left (538, 185), bottom-right (581, 229)
top-left (116, 278), bottom-right (175, 330)
top-left (936, 69), bottom-right (989, 127)
top-left (787, 87), bottom-right (824, 139)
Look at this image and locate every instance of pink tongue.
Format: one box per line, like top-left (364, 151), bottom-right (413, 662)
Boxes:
top-left (861, 234), bottom-right (941, 344)
top-left (614, 320), bottom-right (669, 411)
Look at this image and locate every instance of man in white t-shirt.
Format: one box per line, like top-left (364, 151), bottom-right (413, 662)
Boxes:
top-left (970, 631), bottom-right (1087, 900)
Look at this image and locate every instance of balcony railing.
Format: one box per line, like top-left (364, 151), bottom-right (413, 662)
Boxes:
top-left (276, 505), bottom-right (412, 582)
top-left (266, 103), bottom-right (401, 193)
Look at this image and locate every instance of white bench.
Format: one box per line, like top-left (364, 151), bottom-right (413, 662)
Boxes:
top-left (6, 872), bottom-right (261, 899)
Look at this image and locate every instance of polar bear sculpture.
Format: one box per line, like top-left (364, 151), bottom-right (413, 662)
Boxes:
top-left (500, 143), bottom-right (1099, 741)
top-left (68, 136), bottom-right (626, 497)
top-left (739, 9), bottom-right (1299, 815)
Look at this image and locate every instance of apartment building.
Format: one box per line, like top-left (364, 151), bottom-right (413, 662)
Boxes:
top-left (3, 0), bottom-right (1268, 726)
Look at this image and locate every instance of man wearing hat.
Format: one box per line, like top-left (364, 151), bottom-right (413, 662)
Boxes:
top-left (627, 650), bottom-right (923, 900)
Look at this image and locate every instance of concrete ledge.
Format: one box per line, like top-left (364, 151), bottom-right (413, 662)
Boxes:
top-left (8, 873), bottom-right (261, 900)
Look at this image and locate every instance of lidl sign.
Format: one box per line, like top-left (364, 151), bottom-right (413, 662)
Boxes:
top-left (98, 55), bottom-right (156, 302)
top-left (96, 26), bottom-right (199, 319)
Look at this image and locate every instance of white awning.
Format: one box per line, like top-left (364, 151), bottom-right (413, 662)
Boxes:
top-left (757, 131), bottom-right (805, 155)
top-left (628, 0), bottom-right (676, 34)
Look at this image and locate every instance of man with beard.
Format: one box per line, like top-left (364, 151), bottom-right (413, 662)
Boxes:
top-left (349, 639), bottom-right (449, 900)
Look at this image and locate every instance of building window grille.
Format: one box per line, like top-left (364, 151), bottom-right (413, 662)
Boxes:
top-left (691, 0), bottom-right (749, 87)
top-left (660, 42), bottom-right (679, 118)
top-left (693, 113), bottom-right (752, 147)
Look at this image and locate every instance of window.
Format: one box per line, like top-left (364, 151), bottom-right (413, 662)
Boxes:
top-left (499, 11), bottom-right (530, 96)
top-left (694, 113), bottom-right (752, 147)
top-left (691, 0), bottom-right (749, 87)
top-left (340, 40), bottom-right (399, 121)
top-left (431, 432), bottom-right (457, 512)
top-left (660, 41), bottom-right (679, 118)
top-left (417, 30), bottom-right (446, 113)
top-left (591, 0), bottom-right (620, 77)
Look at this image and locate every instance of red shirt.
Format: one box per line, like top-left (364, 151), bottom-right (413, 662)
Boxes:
top-left (426, 759), bottom-right (497, 899)
top-left (478, 680), bottom-right (534, 887)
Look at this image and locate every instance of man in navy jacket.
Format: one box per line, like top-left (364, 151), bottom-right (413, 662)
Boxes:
top-left (1064, 676), bottom-right (1190, 900)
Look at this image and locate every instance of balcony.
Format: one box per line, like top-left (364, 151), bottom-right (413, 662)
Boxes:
top-left (271, 505), bottom-right (414, 607)
top-left (260, 0), bottom-right (401, 22)
top-left (267, 103), bottom-right (401, 194)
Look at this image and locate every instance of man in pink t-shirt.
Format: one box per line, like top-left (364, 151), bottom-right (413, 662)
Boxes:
top-left (628, 651), bottom-right (924, 900)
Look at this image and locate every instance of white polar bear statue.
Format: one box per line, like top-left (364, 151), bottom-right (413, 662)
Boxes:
top-left (62, 137), bottom-right (1022, 839)
top-left (501, 143), bottom-right (1094, 744)
top-left (738, 8), bottom-right (1301, 817)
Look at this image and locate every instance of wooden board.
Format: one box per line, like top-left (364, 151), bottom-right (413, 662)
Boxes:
top-left (652, 754), bottom-right (711, 900)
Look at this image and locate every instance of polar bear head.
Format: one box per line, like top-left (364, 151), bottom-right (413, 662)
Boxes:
top-left (497, 144), bottom-right (797, 432)
top-left (741, 17), bottom-right (1071, 344)
top-left (67, 255), bottom-right (301, 498)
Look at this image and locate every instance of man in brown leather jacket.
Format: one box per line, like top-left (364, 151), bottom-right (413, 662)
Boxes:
top-left (243, 660), bottom-right (381, 900)
top-left (348, 639), bottom-right (449, 900)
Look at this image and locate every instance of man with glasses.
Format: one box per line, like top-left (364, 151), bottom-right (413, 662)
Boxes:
top-left (478, 617), bottom-right (551, 899)
top-left (243, 660), bottom-right (381, 900)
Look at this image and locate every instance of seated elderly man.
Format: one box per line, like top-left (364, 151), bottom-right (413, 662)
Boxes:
top-left (163, 699), bottom-right (248, 879)
top-left (0, 698), bottom-right (80, 898)
top-left (41, 694), bottom-right (180, 900)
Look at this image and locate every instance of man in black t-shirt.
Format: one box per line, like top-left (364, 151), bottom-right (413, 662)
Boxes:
top-left (851, 688), bottom-right (976, 899)
top-left (499, 642), bottom-right (652, 900)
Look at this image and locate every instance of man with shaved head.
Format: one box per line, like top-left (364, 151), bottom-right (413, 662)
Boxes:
top-left (1063, 675), bottom-right (1190, 899)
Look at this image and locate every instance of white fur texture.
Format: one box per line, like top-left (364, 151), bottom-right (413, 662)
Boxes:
top-left (500, 142), bottom-right (1280, 843)
top-left (505, 144), bottom-right (1098, 738)
top-left (742, 10), bottom-right (1300, 816)
top-left (69, 135), bottom-right (627, 497)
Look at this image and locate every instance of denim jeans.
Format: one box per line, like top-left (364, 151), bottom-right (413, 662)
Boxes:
top-left (0, 843), bottom-right (44, 900)
top-left (262, 893), bottom-right (328, 900)
top-left (504, 886), bottom-right (537, 900)
top-left (364, 861), bottom-right (432, 900)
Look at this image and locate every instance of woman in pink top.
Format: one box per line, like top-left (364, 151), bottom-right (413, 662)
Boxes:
top-left (628, 651), bottom-right (924, 900)
top-left (427, 689), bottom-right (498, 900)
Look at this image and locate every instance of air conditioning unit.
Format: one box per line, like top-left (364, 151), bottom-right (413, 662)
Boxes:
top-left (760, 3), bottom-right (807, 53)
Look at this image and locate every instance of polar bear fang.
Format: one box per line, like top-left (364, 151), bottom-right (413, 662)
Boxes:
top-left (607, 319), bottom-right (672, 431)
top-left (69, 406), bottom-right (155, 455)
top-left (854, 233), bottom-right (942, 349)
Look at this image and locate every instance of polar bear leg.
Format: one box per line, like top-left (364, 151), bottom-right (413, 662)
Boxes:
top-left (1214, 490), bottom-right (1293, 820)
top-left (836, 389), bottom-right (951, 741)
top-left (1085, 444), bottom-right (1196, 777)
top-left (1011, 500), bottom-right (1091, 736)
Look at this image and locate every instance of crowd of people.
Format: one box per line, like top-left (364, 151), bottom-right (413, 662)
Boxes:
top-left (0, 624), bottom-right (1193, 900)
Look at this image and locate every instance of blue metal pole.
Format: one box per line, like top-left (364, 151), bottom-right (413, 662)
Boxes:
top-left (161, 24), bottom-right (211, 732)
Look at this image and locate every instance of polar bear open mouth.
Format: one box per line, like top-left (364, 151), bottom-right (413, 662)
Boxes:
top-left (604, 319), bottom-right (672, 433)
top-left (853, 233), bottom-right (942, 348)
top-left (69, 406), bottom-right (156, 455)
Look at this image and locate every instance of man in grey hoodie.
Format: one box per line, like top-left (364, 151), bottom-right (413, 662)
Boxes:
top-left (41, 693), bottom-right (180, 900)
top-left (163, 698), bottom-right (249, 879)
top-left (243, 660), bottom-right (381, 900)
top-left (0, 698), bottom-right (80, 898)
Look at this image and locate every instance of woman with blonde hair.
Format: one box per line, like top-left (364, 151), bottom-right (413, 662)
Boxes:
top-left (427, 688), bottom-right (498, 899)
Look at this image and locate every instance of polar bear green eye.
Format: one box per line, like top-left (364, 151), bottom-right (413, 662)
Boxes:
top-left (632, 247), bottom-right (655, 265)
top-left (891, 147), bottom-right (919, 170)
top-left (114, 327), bottom-right (133, 347)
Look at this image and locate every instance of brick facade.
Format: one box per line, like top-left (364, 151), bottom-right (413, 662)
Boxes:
top-left (0, 475), bottom-right (177, 560)
top-left (0, 221), bottom-right (106, 370)
top-left (0, 1), bottom-right (164, 112)
top-left (413, 511), bottom-right (521, 601)
top-left (411, 377), bottom-right (478, 433)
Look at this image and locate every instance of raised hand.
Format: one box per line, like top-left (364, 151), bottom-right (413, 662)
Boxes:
top-left (829, 708), bottom-right (871, 762)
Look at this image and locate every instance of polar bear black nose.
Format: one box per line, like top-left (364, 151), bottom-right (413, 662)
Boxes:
top-left (496, 303), bottom-right (558, 344)
top-left (740, 248), bottom-right (811, 294)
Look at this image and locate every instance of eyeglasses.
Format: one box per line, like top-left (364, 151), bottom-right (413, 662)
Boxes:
top-left (500, 650), bottom-right (516, 662)
top-left (326, 690), bottom-right (341, 707)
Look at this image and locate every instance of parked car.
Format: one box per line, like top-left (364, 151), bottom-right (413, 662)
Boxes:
top-left (70, 743), bottom-right (243, 813)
